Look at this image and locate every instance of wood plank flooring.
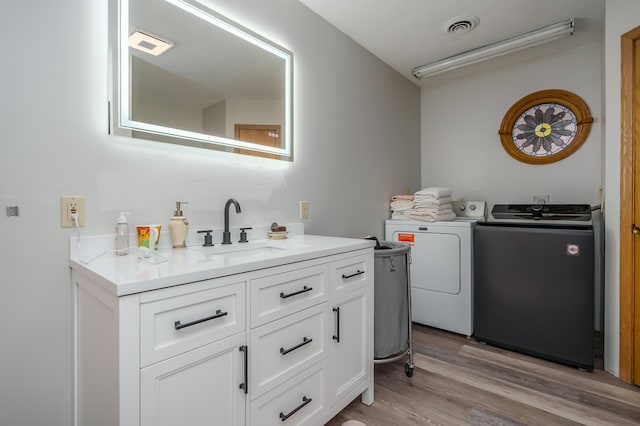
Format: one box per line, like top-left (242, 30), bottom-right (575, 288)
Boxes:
top-left (327, 324), bottom-right (640, 426)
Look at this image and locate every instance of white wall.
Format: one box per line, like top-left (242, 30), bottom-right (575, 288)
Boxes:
top-left (603, 0), bottom-right (640, 377)
top-left (0, 0), bottom-right (420, 424)
top-left (202, 99), bottom-right (226, 137)
top-left (420, 24), bottom-right (603, 206)
top-left (132, 58), bottom-right (206, 132)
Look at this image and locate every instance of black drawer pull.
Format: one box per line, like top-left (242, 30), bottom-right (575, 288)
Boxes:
top-left (280, 337), bottom-right (312, 355)
top-left (332, 307), bottom-right (340, 342)
top-left (239, 345), bottom-right (248, 394)
top-left (280, 285), bottom-right (312, 299)
top-left (174, 309), bottom-right (228, 330)
top-left (342, 270), bottom-right (364, 279)
top-left (279, 396), bottom-right (312, 422)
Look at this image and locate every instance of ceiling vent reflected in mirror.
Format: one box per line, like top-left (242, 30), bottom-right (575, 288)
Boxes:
top-left (128, 30), bottom-right (174, 56)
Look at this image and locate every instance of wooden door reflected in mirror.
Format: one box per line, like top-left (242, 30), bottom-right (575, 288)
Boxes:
top-left (234, 124), bottom-right (281, 159)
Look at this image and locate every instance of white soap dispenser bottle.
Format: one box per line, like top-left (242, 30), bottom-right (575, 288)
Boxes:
top-left (115, 212), bottom-right (130, 255)
top-left (169, 201), bottom-right (189, 249)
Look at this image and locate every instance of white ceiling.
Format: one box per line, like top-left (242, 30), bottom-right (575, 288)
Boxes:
top-left (299, 0), bottom-right (605, 87)
top-left (128, 0), bottom-right (287, 104)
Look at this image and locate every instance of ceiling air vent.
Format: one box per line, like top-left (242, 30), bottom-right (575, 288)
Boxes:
top-left (442, 15), bottom-right (479, 34)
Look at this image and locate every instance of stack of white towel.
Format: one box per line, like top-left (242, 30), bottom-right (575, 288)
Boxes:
top-left (410, 187), bottom-right (456, 222)
top-left (390, 195), bottom-right (414, 219)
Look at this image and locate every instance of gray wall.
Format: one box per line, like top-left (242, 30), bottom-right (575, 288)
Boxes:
top-left (0, 0), bottom-right (420, 424)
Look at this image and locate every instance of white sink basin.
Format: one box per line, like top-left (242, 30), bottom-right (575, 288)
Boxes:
top-left (190, 242), bottom-right (289, 263)
top-left (213, 245), bottom-right (287, 258)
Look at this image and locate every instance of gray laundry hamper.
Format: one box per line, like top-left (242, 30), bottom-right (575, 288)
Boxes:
top-left (372, 240), bottom-right (414, 377)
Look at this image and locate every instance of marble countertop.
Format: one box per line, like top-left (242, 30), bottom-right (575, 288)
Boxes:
top-left (70, 233), bottom-right (374, 296)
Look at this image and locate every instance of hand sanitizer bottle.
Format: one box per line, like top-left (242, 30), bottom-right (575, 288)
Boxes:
top-left (115, 212), bottom-right (130, 255)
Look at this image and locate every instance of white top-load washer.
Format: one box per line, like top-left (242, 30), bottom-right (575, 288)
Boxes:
top-left (384, 201), bottom-right (486, 336)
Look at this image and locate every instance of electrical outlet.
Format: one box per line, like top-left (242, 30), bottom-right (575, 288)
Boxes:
top-left (300, 201), bottom-right (309, 220)
top-left (60, 196), bottom-right (86, 227)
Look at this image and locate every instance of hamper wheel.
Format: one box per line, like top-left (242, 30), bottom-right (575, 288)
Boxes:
top-left (405, 363), bottom-right (414, 377)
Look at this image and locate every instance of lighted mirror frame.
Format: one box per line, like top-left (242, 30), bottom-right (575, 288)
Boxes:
top-left (109, 0), bottom-right (293, 159)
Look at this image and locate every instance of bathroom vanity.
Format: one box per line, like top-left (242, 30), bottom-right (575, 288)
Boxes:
top-left (70, 234), bottom-right (374, 426)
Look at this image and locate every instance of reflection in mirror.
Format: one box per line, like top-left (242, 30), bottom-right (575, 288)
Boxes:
top-left (109, 0), bottom-right (293, 160)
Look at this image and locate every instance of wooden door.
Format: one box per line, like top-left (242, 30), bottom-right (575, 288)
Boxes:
top-left (620, 25), bottom-right (640, 385)
top-left (234, 124), bottom-right (281, 159)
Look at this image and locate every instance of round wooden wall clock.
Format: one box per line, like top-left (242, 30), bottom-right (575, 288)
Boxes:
top-left (498, 89), bottom-right (593, 164)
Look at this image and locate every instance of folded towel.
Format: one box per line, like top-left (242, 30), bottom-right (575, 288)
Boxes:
top-left (435, 204), bottom-right (453, 213)
top-left (413, 198), bottom-right (453, 208)
top-left (414, 187), bottom-right (452, 199)
top-left (391, 211), bottom-right (412, 220)
top-left (409, 211), bottom-right (456, 222)
top-left (413, 206), bottom-right (453, 215)
top-left (391, 195), bottom-right (414, 202)
top-left (390, 200), bottom-right (413, 211)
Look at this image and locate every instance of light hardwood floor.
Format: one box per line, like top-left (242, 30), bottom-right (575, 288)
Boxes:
top-left (327, 324), bottom-right (640, 426)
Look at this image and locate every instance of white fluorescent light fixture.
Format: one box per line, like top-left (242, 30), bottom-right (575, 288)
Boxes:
top-left (412, 18), bottom-right (574, 79)
top-left (128, 30), bottom-right (174, 56)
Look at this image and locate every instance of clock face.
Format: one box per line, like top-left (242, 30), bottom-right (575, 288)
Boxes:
top-left (499, 90), bottom-right (592, 165)
top-left (512, 103), bottom-right (578, 157)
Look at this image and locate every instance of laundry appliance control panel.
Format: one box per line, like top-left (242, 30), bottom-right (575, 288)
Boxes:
top-left (452, 200), bottom-right (486, 219)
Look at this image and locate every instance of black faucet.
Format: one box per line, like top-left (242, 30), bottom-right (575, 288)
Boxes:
top-left (222, 198), bottom-right (241, 245)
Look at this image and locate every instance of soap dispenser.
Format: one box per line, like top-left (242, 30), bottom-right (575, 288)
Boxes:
top-left (169, 201), bottom-right (189, 249)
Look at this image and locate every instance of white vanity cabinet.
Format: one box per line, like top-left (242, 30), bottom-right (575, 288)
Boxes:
top-left (72, 236), bottom-right (374, 426)
top-left (138, 280), bottom-right (247, 426)
top-left (245, 252), bottom-right (374, 425)
top-left (140, 332), bottom-right (247, 426)
top-left (329, 253), bottom-right (373, 407)
top-left (74, 274), bottom-right (248, 426)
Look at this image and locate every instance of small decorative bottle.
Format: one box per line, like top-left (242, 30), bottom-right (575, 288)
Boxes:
top-left (115, 212), bottom-right (130, 255)
top-left (169, 201), bottom-right (189, 249)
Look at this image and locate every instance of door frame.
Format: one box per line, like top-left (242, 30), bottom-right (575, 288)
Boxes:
top-left (619, 25), bottom-right (640, 384)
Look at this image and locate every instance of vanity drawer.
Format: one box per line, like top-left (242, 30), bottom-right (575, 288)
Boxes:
top-left (140, 281), bottom-right (246, 367)
top-left (250, 264), bottom-right (328, 328)
top-left (250, 359), bottom-right (327, 426)
top-left (249, 303), bottom-right (327, 398)
top-left (331, 253), bottom-right (372, 298)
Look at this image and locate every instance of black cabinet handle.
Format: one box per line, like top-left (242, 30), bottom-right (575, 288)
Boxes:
top-left (342, 270), bottom-right (364, 279)
top-left (280, 337), bottom-right (312, 355)
top-left (279, 396), bottom-right (312, 422)
top-left (239, 345), bottom-right (248, 394)
top-left (280, 285), bottom-right (313, 299)
top-left (332, 307), bottom-right (340, 342)
top-left (174, 309), bottom-right (228, 330)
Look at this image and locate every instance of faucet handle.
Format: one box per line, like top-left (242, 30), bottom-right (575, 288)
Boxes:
top-left (197, 229), bottom-right (214, 247)
top-left (239, 227), bottom-right (252, 243)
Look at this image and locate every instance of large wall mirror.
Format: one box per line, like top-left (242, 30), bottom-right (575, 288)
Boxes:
top-left (109, 0), bottom-right (293, 160)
